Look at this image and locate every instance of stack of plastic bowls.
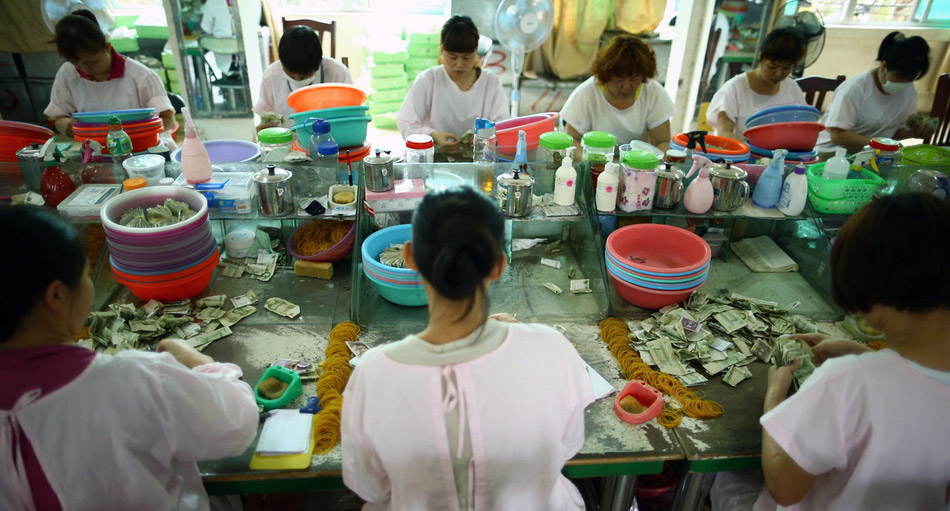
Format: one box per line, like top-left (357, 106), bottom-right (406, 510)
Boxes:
top-left (669, 133), bottom-right (750, 163)
top-left (742, 105), bottom-right (824, 163)
top-left (360, 224), bottom-right (427, 306)
top-left (286, 84), bottom-right (371, 151)
top-left (72, 108), bottom-right (162, 154)
top-left (100, 186), bottom-right (218, 302)
top-left (605, 224), bottom-right (711, 309)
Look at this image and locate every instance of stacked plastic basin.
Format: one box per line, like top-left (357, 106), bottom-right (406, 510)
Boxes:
top-left (0, 120), bottom-right (54, 161)
top-left (495, 113), bottom-right (559, 161)
top-left (669, 133), bottom-right (750, 163)
top-left (101, 186), bottom-right (218, 302)
top-left (605, 224), bottom-right (711, 309)
top-left (287, 84), bottom-right (370, 153)
top-left (72, 108), bottom-right (162, 155)
top-left (361, 224), bottom-right (427, 307)
top-left (742, 105), bottom-right (824, 164)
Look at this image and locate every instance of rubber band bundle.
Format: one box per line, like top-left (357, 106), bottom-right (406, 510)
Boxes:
top-left (294, 220), bottom-right (352, 256)
top-left (313, 321), bottom-right (359, 454)
top-left (599, 318), bottom-right (724, 426)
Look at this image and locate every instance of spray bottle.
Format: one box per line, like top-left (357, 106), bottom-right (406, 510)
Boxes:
top-left (595, 154), bottom-right (620, 212)
top-left (514, 129), bottom-right (528, 164)
top-left (39, 138), bottom-right (75, 208)
top-left (179, 107), bottom-right (212, 183)
top-left (553, 147), bottom-right (577, 206)
top-left (751, 149), bottom-right (788, 208)
top-left (684, 154), bottom-right (714, 214)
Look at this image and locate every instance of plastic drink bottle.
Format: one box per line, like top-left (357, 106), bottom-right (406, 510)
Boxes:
top-left (823, 147), bottom-right (850, 180)
top-left (778, 164), bottom-right (808, 216)
top-left (684, 155), bottom-right (714, 214)
top-left (179, 107), bottom-right (212, 183)
top-left (473, 118), bottom-right (496, 193)
top-left (306, 118), bottom-right (335, 159)
top-left (752, 149), bottom-right (788, 208)
top-left (553, 147), bottom-right (577, 206)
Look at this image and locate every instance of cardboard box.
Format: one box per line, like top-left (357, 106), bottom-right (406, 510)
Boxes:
top-left (364, 179), bottom-right (426, 213)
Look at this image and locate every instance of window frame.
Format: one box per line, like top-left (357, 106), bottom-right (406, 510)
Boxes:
top-left (807, 0), bottom-right (950, 27)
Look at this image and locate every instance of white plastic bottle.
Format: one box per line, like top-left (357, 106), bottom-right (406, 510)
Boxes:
top-left (778, 164), bottom-right (808, 216)
top-left (823, 147), bottom-right (850, 180)
top-left (595, 155), bottom-right (620, 212)
top-left (553, 147), bottom-right (577, 206)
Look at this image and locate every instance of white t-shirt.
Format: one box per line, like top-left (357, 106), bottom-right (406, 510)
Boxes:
top-left (395, 65), bottom-right (509, 140)
top-left (759, 349), bottom-right (950, 511)
top-left (44, 57), bottom-right (173, 118)
top-left (0, 351), bottom-right (258, 511)
top-left (559, 76), bottom-right (674, 145)
top-left (254, 59), bottom-right (353, 128)
top-left (814, 70), bottom-right (917, 153)
top-left (706, 73), bottom-right (806, 138)
top-left (342, 322), bottom-right (594, 511)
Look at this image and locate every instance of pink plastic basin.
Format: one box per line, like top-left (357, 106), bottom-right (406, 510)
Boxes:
top-left (495, 113), bottom-right (558, 151)
top-left (610, 274), bottom-right (704, 310)
top-left (101, 186), bottom-right (209, 235)
top-left (606, 224), bottom-right (711, 275)
top-left (743, 121), bottom-right (825, 152)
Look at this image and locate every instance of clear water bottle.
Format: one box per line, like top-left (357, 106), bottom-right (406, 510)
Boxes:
top-left (473, 118), bottom-right (496, 193)
top-left (306, 118), bottom-right (334, 160)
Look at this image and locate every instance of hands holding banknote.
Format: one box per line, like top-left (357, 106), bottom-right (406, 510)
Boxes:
top-left (158, 338), bottom-right (215, 369)
top-left (786, 333), bottom-right (871, 365)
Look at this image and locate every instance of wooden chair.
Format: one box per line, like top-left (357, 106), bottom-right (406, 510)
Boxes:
top-left (925, 73), bottom-right (950, 146)
top-left (796, 75), bottom-right (846, 111)
top-left (281, 17), bottom-right (348, 68)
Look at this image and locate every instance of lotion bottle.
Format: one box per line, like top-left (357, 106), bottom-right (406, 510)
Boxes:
top-left (595, 154), bottom-right (619, 212)
top-left (553, 147), bottom-right (577, 206)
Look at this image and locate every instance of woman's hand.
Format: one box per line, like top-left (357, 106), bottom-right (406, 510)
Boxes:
top-left (764, 358), bottom-right (799, 412)
top-left (54, 116), bottom-right (75, 138)
top-left (430, 131), bottom-right (460, 154)
top-left (786, 333), bottom-right (870, 365)
top-left (157, 338), bottom-right (215, 369)
top-left (488, 312), bottom-right (519, 323)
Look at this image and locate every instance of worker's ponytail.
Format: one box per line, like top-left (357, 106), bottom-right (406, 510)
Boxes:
top-left (877, 31), bottom-right (930, 81)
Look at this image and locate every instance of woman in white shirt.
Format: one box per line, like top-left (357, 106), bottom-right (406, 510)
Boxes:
top-left (342, 187), bottom-right (594, 510)
top-left (707, 28), bottom-right (807, 141)
top-left (815, 32), bottom-right (932, 154)
top-left (45, 10), bottom-right (174, 139)
top-left (396, 16), bottom-right (509, 155)
top-left (560, 34), bottom-right (675, 154)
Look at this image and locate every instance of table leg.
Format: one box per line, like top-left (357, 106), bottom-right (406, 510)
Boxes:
top-left (670, 471), bottom-right (714, 511)
top-left (193, 54), bottom-right (212, 113)
top-left (600, 475), bottom-right (637, 511)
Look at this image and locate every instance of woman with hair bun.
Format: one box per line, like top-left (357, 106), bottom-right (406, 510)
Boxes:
top-left (815, 31), bottom-right (933, 154)
top-left (342, 186), bottom-right (594, 510)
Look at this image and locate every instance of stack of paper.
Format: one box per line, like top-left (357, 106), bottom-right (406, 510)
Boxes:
top-left (731, 236), bottom-right (799, 273)
top-left (255, 410), bottom-right (313, 456)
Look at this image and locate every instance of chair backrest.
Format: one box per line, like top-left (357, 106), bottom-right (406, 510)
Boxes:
top-left (926, 73), bottom-right (950, 146)
top-left (796, 75), bottom-right (846, 111)
top-left (281, 17), bottom-right (336, 59)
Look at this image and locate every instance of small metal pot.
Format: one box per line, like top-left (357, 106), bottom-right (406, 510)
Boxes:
top-left (653, 165), bottom-right (685, 209)
top-left (709, 162), bottom-right (749, 212)
top-left (496, 167), bottom-right (534, 217)
top-left (16, 142), bottom-right (44, 193)
top-left (254, 164), bottom-right (294, 216)
top-left (363, 150), bottom-right (395, 192)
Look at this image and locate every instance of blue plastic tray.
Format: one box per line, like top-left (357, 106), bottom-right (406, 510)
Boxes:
top-left (72, 108), bottom-right (156, 123)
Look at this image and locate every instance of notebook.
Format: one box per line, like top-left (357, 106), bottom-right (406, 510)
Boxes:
top-left (255, 409), bottom-right (313, 456)
top-left (731, 236), bottom-right (799, 273)
top-left (584, 362), bottom-right (616, 400)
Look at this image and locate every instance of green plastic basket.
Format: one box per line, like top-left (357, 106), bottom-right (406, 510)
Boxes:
top-left (805, 162), bottom-right (886, 214)
top-left (901, 144), bottom-right (950, 166)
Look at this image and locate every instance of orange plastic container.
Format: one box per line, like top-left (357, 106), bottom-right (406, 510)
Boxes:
top-left (614, 380), bottom-right (663, 424)
top-left (113, 250), bottom-right (218, 302)
top-left (671, 132), bottom-right (749, 157)
top-left (287, 84), bottom-right (367, 113)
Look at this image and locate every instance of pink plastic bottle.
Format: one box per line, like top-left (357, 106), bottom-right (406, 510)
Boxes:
top-left (684, 155), bottom-right (714, 214)
top-left (180, 107), bottom-right (212, 183)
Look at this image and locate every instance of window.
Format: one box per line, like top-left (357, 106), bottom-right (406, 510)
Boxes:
top-left (272, 0), bottom-right (447, 15)
top-left (804, 0), bottom-right (950, 25)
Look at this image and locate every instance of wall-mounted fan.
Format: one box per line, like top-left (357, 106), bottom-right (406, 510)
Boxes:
top-left (493, 0), bottom-right (555, 117)
top-left (772, 1), bottom-right (826, 78)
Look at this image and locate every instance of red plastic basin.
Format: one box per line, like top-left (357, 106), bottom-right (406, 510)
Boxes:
top-left (495, 113), bottom-right (558, 151)
top-left (606, 224), bottom-right (711, 275)
top-left (112, 248), bottom-right (218, 302)
top-left (743, 121), bottom-right (825, 152)
top-left (610, 274), bottom-right (704, 310)
top-left (671, 132), bottom-right (749, 157)
top-left (287, 84), bottom-right (366, 113)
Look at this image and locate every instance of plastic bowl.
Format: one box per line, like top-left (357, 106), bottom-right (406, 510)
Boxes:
top-left (605, 250), bottom-right (709, 281)
top-left (114, 257), bottom-right (217, 302)
top-left (743, 122), bottom-right (825, 152)
top-left (293, 116), bottom-right (371, 149)
top-left (287, 83), bottom-right (367, 113)
top-left (171, 140), bottom-right (261, 163)
top-left (110, 245), bottom-right (219, 280)
top-left (371, 276), bottom-right (428, 306)
top-left (0, 120), bottom-right (55, 139)
top-left (495, 113), bottom-right (558, 151)
top-left (607, 261), bottom-right (708, 291)
top-left (104, 214), bottom-right (211, 245)
top-left (71, 108), bottom-right (156, 124)
top-left (363, 260), bottom-right (423, 282)
top-left (364, 264), bottom-right (423, 285)
top-left (671, 133), bottom-right (750, 157)
top-left (606, 254), bottom-right (709, 287)
top-left (287, 221), bottom-right (356, 263)
top-left (109, 237), bottom-right (218, 273)
top-left (746, 142), bottom-right (817, 161)
top-left (900, 144), bottom-right (950, 166)
top-left (610, 273), bottom-right (704, 310)
top-left (745, 105), bottom-right (821, 129)
top-left (73, 115), bottom-right (161, 129)
top-left (613, 380), bottom-right (664, 424)
top-left (361, 224), bottom-right (419, 274)
top-left (288, 105), bottom-right (370, 124)
top-left (606, 224), bottom-right (711, 275)
top-left (101, 186), bottom-right (209, 235)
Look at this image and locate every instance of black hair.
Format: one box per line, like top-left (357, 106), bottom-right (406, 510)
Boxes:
top-left (411, 186), bottom-right (504, 316)
top-left (877, 31), bottom-right (930, 81)
top-left (279, 26), bottom-right (323, 75)
top-left (441, 15), bottom-right (479, 54)
top-left (759, 27), bottom-right (805, 64)
top-left (0, 206), bottom-right (87, 343)
top-left (831, 193), bottom-right (950, 314)
top-left (54, 9), bottom-right (107, 61)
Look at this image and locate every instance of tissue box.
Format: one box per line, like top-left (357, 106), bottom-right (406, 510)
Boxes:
top-left (364, 179), bottom-right (426, 213)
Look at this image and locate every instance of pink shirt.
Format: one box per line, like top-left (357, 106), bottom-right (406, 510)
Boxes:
top-left (342, 323), bottom-right (594, 511)
top-left (760, 349), bottom-right (950, 510)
